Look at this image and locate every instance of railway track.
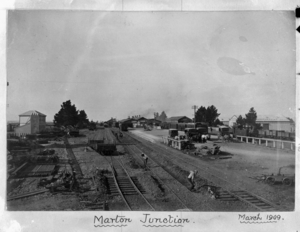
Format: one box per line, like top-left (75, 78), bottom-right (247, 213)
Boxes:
top-left (107, 155), bottom-right (155, 211)
top-left (104, 128), bottom-right (116, 144)
top-left (126, 132), bottom-right (287, 211)
top-left (124, 144), bottom-right (192, 211)
top-left (7, 189), bottom-right (49, 201)
top-left (64, 138), bottom-right (83, 177)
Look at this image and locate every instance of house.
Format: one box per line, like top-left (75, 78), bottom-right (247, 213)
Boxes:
top-left (219, 115), bottom-right (238, 128)
top-left (256, 115), bottom-right (295, 132)
top-left (221, 114), bottom-right (295, 132)
top-left (14, 110), bottom-right (47, 135)
top-left (166, 116), bottom-right (192, 123)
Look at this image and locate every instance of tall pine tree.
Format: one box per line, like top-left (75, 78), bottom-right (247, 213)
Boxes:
top-left (157, 111), bottom-right (167, 122)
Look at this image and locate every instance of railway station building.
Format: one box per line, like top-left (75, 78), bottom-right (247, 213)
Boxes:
top-left (166, 116), bottom-right (192, 123)
top-left (127, 115), bottom-right (148, 128)
top-left (119, 118), bottom-right (135, 125)
top-left (105, 118), bottom-right (117, 127)
top-left (136, 117), bottom-right (148, 127)
top-left (147, 118), bottom-right (161, 126)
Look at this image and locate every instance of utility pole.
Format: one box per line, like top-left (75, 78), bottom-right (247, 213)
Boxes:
top-left (192, 105), bottom-right (198, 122)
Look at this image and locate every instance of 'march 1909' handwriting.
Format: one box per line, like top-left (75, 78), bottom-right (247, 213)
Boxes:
top-left (239, 213), bottom-right (263, 221)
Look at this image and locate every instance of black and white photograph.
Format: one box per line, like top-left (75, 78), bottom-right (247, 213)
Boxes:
top-left (1, 0), bottom-right (299, 231)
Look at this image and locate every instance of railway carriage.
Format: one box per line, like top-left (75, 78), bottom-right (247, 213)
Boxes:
top-left (119, 123), bottom-right (129, 131)
top-left (119, 122), bottom-right (133, 131)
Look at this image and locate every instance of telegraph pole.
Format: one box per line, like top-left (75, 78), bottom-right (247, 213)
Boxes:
top-left (192, 105), bottom-right (198, 122)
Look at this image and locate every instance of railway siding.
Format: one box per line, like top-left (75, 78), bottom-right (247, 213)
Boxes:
top-left (108, 155), bottom-right (156, 211)
top-left (123, 143), bottom-right (250, 211)
top-left (126, 131), bottom-right (289, 211)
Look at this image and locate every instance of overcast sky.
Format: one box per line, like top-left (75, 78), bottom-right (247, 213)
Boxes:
top-left (7, 11), bottom-right (296, 122)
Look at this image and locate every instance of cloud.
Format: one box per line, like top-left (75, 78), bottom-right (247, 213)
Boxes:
top-left (217, 57), bottom-right (255, 75)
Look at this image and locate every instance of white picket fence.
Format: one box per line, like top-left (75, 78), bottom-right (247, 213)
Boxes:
top-left (236, 135), bottom-right (295, 151)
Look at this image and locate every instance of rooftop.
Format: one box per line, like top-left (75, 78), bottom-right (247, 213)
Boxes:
top-left (256, 115), bottom-right (292, 122)
top-left (166, 116), bottom-right (191, 122)
top-left (19, 110), bottom-right (46, 117)
top-left (220, 114), bottom-right (293, 123)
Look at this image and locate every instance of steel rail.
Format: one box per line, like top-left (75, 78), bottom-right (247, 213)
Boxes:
top-left (117, 157), bottom-right (156, 211)
top-left (124, 144), bottom-right (191, 210)
top-left (109, 156), bottom-right (132, 211)
top-left (64, 137), bottom-right (83, 176)
top-left (99, 147), bottom-right (155, 211)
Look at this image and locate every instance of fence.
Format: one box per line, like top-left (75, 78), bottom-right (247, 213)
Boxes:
top-left (236, 135), bottom-right (295, 151)
top-left (7, 132), bottom-right (29, 138)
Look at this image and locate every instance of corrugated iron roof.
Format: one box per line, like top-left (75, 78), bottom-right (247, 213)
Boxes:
top-left (256, 115), bottom-right (291, 122)
top-left (148, 118), bottom-right (161, 122)
top-left (119, 118), bottom-right (134, 123)
top-left (220, 115), bottom-right (239, 122)
top-left (19, 110), bottom-right (46, 117)
top-left (137, 117), bottom-right (148, 121)
top-left (220, 114), bottom-right (292, 122)
top-left (166, 116), bottom-right (191, 122)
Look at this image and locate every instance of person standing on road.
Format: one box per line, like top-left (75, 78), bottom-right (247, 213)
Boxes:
top-left (141, 153), bottom-right (148, 169)
top-left (198, 133), bottom-right (202, 143)
top-left (188, 170), bottom-right (198, 190)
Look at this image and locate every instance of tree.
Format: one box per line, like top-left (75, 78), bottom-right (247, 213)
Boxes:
top-left (245, 107), bottom-right (257, 127)
top-left (236, 115), bottom-right (245, 129)
top-left (157, 111), bottom-right (167, 122)
top-left (89, 120), bottom-right (96, 130)
top-left (195, 106), bottom-right (207, 123)
top-left (195, 105), bottom-right (220, 126)
top-left (214, 118), bottom-right (223, 126)
top-left (54, 100), bottom-right (79, 127)
top-left (53, 100), bottom-right (90, 128)
top-left (206, 105), bottom-right (220, 126)
top-left (77, 110), bottom-right (89, 128)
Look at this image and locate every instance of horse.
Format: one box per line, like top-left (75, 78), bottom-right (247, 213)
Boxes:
top-left (201, 134), bottom-right (209, 143)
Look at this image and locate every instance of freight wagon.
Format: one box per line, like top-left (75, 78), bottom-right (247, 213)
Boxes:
top-left (165, 122), bottom-right (208, 133)
top-left (208, 126), bottom-right (230, 138)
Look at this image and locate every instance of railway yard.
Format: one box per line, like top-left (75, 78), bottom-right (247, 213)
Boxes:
top-left (6, 127), bottom-right (295, 211)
